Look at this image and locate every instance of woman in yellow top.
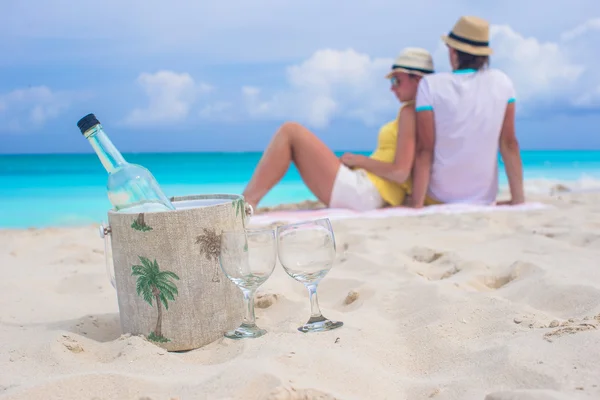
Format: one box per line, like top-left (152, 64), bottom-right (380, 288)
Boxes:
top-left (242, 48), bottom-right (435, 211)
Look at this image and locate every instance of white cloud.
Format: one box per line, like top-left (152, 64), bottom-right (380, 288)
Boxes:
top-left (561, 18), bottom-right (600, 108)
top-left (199, 101), bottom-right (235, 121)
top-left (560, 18), bottom-right (600, 42)
top-left (574, 85), bottom-right (600, 108)
top-left (0, 86), bottom-right (70, 131)
top-left (489, 25), bottom-right (585, 103)
top-left (124, 70), bottom-right (212, 126)
top-left (2, 13), bottom-right (597, 134)
top-left (241, 18), bottom-right (599, 127)
top-left (242, 48), bottom-right (394, 128)
top-left (430, 18), bottom-right (599, 113)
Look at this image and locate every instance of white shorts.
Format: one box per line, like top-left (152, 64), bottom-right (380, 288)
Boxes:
top-left (329, 165), bottom-right (385, 211)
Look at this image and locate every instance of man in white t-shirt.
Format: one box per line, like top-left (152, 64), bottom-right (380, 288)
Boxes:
top-left (411, 16), bottom-right (525, 207)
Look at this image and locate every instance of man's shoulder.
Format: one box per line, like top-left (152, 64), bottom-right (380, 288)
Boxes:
top-left (420, 72), bottom-right (457, 92)
top-left (481, 68), bottom-right (513, 85)
top-left (422, 71), bottom-right (454, 84)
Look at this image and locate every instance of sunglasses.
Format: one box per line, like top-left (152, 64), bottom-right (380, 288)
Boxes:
top-left (390, 76), bottom-right (400, 87)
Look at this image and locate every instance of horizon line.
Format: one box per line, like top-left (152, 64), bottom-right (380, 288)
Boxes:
top-left (1, 148), bottom-right (600, 156)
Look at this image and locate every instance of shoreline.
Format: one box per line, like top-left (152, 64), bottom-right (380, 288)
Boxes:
top-left (0, 176), bottom-right (598, 230)
top-left (0, 182), bottom-right (577, 231)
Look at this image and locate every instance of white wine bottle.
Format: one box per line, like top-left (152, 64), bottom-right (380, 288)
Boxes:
top-left (77, 113), bottom-right (176, 213)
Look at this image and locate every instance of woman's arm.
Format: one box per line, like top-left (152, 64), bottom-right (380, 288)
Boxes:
top-left (345, 105), bottom-right (416, 184)
top-left (498, 102), bottom-right (525, 204)
top-left (410, 109), bottom-right (435, 208)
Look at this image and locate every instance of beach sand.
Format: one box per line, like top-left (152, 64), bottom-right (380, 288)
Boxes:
top-left (1, 191), bottom-right (600, 400)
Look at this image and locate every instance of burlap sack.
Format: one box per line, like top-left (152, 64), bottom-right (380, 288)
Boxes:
top-left (105, 194), bottom-right (249, 351)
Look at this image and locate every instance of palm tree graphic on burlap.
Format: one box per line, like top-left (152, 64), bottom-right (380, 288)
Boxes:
top-left (131, 256), bottom-right (180, 343)
top-left (195, 227), bottom-right (223, 283)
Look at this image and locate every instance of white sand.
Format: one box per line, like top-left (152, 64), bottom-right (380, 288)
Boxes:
top-left (1, 191), bottom-right (600, 400)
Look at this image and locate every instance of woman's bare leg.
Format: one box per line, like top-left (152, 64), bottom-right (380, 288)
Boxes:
top-left (242, 122), bottom-right (341, 209)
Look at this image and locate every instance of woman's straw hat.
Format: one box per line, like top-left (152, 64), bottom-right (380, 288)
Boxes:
top-left (385, 47), bottom-right (435, 79)
top-left (441, 16), bottom-right (493, 56)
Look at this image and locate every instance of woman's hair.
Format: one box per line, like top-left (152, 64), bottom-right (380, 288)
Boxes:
top-left (408, 70), bottom-right (432, 81)
top-left (455, 49), bottom-right (489, 70)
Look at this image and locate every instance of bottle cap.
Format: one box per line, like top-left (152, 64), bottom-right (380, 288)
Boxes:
top-left (77, 113), bottom-right (101, 134)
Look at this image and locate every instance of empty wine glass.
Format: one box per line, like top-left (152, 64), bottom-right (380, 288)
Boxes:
top-left (219, 228), bottom-right (277, 339)
top-left (276, 218), bottom-right (343, 333)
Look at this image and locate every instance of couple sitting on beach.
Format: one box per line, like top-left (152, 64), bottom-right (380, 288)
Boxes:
top-left (242, 16), bottom-right (525, 211)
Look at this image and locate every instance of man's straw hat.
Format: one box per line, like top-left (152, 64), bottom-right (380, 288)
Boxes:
top-left (385, 47), bottom-right (434, 79)
top-left (441, 16), bottom-right (493, 56)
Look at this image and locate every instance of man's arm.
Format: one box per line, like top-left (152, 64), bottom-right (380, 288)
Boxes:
top-left (411, 109), bottom-right (435, 208)
top-left (351, 106), bottom-right (416, 184)
top-left (498, 102), bottom-right (525, 204)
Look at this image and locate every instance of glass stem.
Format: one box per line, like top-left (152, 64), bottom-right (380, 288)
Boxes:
top-left (241, 288), bottom-right (257, 326)
top-left (307, 284), bottom-right (323, 318)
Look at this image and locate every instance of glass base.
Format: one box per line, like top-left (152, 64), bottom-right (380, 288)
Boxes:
top-left (298, 315), bottom-right (343, 333)
top-left (224, 323), bottom-right (267, 339)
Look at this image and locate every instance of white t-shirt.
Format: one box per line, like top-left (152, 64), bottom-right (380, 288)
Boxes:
top-left (415, 67), bottom-right (516, 205)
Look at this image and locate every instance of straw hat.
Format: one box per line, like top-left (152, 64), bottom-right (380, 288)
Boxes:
top-left (385, 47), bottom-right (434, 79)
top-left (441, 16), bottom-right (493, 56)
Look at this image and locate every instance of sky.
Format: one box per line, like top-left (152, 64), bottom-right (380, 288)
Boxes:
top-left (1, 0), bottom-right (599, 154)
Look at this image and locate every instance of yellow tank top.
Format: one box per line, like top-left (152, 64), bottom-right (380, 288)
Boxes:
top-left (364, 101), bottom-right (414, 206)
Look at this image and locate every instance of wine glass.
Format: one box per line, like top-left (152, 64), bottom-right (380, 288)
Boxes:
top-left (219, 228), bottom-right (277, 339)
top-left (276, 218), bottom-right (343, 333)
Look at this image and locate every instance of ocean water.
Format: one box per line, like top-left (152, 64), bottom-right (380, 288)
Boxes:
top-left (1, 151), bottom-right (600, 229)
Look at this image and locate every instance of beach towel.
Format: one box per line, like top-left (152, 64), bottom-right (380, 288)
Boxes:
top-left (249, 202), bottom-right (552, 226)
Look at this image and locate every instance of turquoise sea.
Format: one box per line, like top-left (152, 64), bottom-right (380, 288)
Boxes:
top-left (2, 151), bottom-right (600, 229)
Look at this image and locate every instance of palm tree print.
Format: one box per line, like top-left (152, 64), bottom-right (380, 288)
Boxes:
top-left (131, 213), bottom-right (153, 232)
top-left (232, 198), bottom-right (246, 228)
top-left (232, 198), bottom-right (249, 253)
top-left (195, 228), bottom-right (222, 282)
top-left (131, 256), bottom-right (180, 343)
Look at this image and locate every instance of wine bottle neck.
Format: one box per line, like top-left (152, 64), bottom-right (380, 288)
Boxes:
top-left (84, 125), bottom-right (127, 173)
